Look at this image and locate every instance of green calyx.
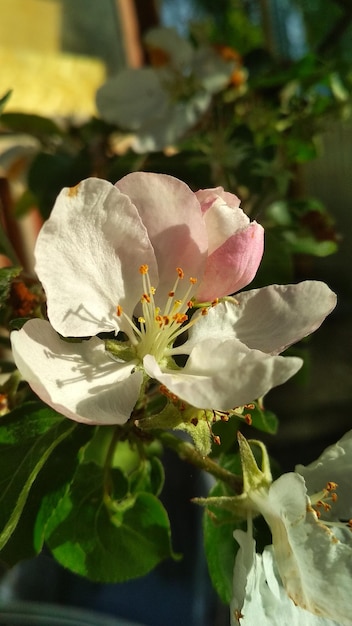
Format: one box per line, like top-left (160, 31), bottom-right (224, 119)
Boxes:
top-left (237, 431), bottom-right (272, 495)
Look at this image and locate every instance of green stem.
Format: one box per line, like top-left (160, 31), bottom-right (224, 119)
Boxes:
top-left (160, 432), bottom-right (243, 494)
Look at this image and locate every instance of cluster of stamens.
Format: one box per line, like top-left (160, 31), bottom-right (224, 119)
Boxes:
top-left (309, 481), bottom-right (352, 530)
top-left (311, 481), bottom-right (338, 517)
top-left (116, 265), bottom-right (206, 362)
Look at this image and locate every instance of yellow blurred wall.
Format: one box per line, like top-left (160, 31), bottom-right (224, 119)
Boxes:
top-left (0, 0), bottom-right (106, 117)
top-left (0, 0), bottom-right (61, 53)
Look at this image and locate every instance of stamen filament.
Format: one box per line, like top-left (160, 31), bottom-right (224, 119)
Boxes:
top-left (115, 265), bottom-right (203, 363)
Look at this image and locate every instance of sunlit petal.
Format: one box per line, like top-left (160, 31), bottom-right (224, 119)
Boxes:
top-left (11, 319), bottom-right (142, 424)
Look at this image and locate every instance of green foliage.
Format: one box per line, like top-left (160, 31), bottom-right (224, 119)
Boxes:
top-left (245, 402), bottom-right (278, 435)
top-left (28, 151), bottom-right (92, 219)
top-left (1, 112), bottom-right (62, 139)
top-left (203, 452), bottom-right (244, 604)
top-left (0, 267), bottom-right (21, 311)
top-left (0, 406), bottom-right (174, 582)
top-left (45, 461), bottom-right (174, 582)
top-left (0, 403), bottom-right (79, 552)
top-left (0, 91), bottom-right (12, 116)
top-left (0, 414), bottom-right (91, 565)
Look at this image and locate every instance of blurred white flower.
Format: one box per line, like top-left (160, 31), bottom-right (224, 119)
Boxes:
top-left (96, 27), bottom-right (236, 152)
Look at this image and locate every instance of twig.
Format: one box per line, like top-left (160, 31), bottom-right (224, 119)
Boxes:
top-left (160, 431), bottom-right (243, 494)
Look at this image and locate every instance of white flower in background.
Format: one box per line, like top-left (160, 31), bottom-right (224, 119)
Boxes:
top-left (11, 173), bottom-right (336, 426)
top-left (230, 432), bottom-right (352, 625)
top-left (96, 27), bottom-right (236, 152)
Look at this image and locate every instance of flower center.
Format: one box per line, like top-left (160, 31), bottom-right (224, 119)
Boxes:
top-left (116, 265), bottom-right (201, 365)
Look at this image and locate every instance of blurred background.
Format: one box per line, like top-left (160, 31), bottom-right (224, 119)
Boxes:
top-left (0, 1), bottom-right (352, 625)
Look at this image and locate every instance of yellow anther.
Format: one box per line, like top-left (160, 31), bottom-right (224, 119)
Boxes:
top-left (173, 313), bottom-right (188, 324)
top-left (139, 264), bottom-right (149, 274)
top-left (138, 316), bottom-right (146, 324)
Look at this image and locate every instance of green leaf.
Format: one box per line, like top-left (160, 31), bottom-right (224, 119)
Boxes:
top-left (46, 462), bottom-right (175, 582)
top-left (0, 91), bottom-right (12, 115)
top-left (8, 317), bottom-right (32, 331)
top-left (0, 403), bottom-right (77, 551)
top-left (283, 231), bottom-right (338, 256)
top-left (28, 150), bottom-right (91, 219)
top-left (0, 267), bottom-right (21, 310)
top-left (82, 428), bottom-right (165, 497)
top-left (14, 189), bottom-right (38, 218)
top-left (0, 112), bottom-right (62, 137)
top-left (0, 421), bottom-right (92, 566)
top-left (203, 479), bottom-right (243, 604)
top-left (245, 402), bottom-right (278, 435)
top-left (129, 455), bottom-right (165, 497)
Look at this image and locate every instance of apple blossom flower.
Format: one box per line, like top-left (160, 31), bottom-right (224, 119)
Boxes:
top-left (231, 527), bottom-right (340, 626)
top-left (229, 432), bottom-right (352, 625)
top-left (96, 27), bottom-right (236, 152)
top-left (11, 173), bottom-right (336, 427)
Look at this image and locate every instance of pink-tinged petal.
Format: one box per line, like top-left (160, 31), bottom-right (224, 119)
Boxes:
top-left (116, 172), bottom-right (208, 305)
top-left (35, 177), bottom-right (158, 337)
top-left (11, 319), bottom-right (142, 425)
top-left (196, 187), bottom-right (241, 214)
top-left (196, 187), bottom-right (243, 251)
top-left (144, 338), bottom-right (302, 410)
top-left (195, 187), bottom-right (264, 300)
top-left (196, 222), bottom-right (264, 301)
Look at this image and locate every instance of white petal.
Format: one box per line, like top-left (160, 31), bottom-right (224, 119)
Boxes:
top-left (11, 319), bottom-right (142, 425)
top-left (96, 68), bottom-right (169, 129)
top-left (130, 92), bottom-right (211, 152)
top-left (231, 530), bottom-right (340, 626)
top-left (144, 338), bottom-right (302, 410)
top-left (183, 282), bottom-right (336, 355)
top-left (296, 430), bottom-right (352, 521)
top-left (233, 281), bottom-right (336, 354)
top-left (255, 473), bottom-right (352, 626)
top-left (35, 177), bottom-right (157, 337)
